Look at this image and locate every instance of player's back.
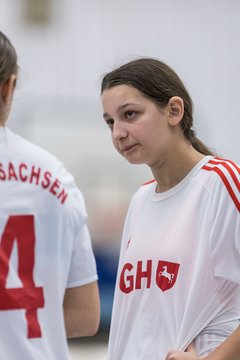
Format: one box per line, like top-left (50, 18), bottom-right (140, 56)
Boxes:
top-left (0, 127), bottom-right (85, 359)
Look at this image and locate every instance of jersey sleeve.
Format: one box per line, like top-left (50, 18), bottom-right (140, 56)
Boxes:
top-left (57, 165), bottom-right (98, 289)
top-left (66, 222), bottom-right (98, 288)
top-left (209, 170), bottom-right (240, 283)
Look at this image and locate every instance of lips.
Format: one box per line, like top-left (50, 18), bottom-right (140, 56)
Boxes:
top-left (122, 144), bottom-right (138, 153)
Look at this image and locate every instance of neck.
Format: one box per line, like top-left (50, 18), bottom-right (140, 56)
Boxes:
top-left (0, 109), bottom-right (7, 126)
top-left (151, 145), bottom-right (205, 193)
top-left (0, 119), bottom-right (5, 127)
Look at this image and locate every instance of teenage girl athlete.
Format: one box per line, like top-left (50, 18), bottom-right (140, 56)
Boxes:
top-left (0, 31), bottom-right (100, 359)
top-left (101, 58), bottom-right (240, 360)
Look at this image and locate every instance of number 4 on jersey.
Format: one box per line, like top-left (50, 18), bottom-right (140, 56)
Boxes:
top-left (0, 215), bottom-right (44, 338)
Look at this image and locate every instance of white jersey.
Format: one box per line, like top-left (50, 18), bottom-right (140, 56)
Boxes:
top-left (0, 127), bottom-right (98, 360)
top-left (107, 156), bottom-right (240, 360)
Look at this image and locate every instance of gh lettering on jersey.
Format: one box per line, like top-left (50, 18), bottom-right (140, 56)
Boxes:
top-left (119, 260), bottom-right (180, 293)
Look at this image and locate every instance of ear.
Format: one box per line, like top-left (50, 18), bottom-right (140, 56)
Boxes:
top-left (167, 96), bottom-right (184, 126)
top-left (1, 74), bottom-right (17, 106)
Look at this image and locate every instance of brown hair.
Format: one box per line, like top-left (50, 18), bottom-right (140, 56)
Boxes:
top-left (0, 31), bottom-right (18, 85)
top-left (101, 58), bottom-right (214, 156)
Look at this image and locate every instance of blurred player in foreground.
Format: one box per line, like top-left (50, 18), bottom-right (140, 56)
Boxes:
top-left (101, 57), bottom-right (240, 359)
top-left (0, 31), bottom-right (100, 359)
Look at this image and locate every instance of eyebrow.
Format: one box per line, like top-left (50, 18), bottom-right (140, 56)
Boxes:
top-left (103, 103), bottom-right (138, 119)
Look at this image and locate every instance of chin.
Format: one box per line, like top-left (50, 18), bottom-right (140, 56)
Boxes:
top-left (125, 157), bottom-right (145, 165)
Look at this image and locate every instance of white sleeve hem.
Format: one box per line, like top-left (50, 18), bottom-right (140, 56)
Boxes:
top-left (66, 274), bottom-right (98, 289)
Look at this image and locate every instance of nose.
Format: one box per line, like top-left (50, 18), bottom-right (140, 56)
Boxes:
top-left (112, 121), bottom-right (128, 141)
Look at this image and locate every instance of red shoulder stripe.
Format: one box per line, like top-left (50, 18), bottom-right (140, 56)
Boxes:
top-left (208, 159), bottom-right (240, 192)
top-left (215, 157), bottom-right (240, 174)
top-left (202, 164), bottom-right (240, 212)
top-left (143, 179), bottom-right (156, 186)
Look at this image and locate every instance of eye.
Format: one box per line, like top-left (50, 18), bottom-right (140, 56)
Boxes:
top-left (125, 110), bottom-right (136, 119)
top-left (105, 118), bottom-right (114, 130)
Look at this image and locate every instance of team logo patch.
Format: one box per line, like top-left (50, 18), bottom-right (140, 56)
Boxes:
top-left (156, 260), bottom-right (180, 292)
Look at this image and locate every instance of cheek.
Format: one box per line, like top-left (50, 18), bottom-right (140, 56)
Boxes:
top-left (112, 137), bottom-right (121, 153)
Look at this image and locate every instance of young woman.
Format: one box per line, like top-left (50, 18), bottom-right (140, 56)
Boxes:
top-left (101, 58), bottom-right (240, 360)
top-left (0, 31), bottom-right (100, 359)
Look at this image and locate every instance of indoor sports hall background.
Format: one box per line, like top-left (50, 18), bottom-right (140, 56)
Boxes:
top-left (1, 0), bottom-right (239, 358)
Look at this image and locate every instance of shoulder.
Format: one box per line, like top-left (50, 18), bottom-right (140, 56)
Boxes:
top-left (6, 128), bottom-right (86, 217)
top-left (7, 128), bottom-right (63, 167)
top-left (6, 127), bottom-right (75, 184)
top-left (133, 178), bottom-right (156, 199)
top-left (126, 179), bottom-right (156, 217)
top-left (200, 157), bottom-right (240, 212)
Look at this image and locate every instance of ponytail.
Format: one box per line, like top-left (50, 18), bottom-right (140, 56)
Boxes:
top-left (186, 129), bottom-right (215, 156)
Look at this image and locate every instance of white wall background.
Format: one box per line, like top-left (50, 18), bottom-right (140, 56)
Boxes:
top-left (0, 0), bottom-right (239, 244)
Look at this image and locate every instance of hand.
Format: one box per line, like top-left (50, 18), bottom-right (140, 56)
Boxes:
top-left (166, 342), bottom-right (198, 360)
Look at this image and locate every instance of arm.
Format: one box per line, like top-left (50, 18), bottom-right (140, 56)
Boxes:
top-left (166, 162), bottom-right (240, 360)
top-left (166, 327), bottom-right (240, 360)
top-left (204, 327), bottom-right (240, 360)
top-left (63, 281), bottom-right (100, 338)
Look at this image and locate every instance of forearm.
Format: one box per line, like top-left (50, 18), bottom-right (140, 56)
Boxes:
top-left (204, 326), bottom-right (240, 360)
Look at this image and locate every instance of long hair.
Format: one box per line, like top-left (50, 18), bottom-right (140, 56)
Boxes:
top-left (0, 31), bottom-right (18, 85)
top-left (101, 58), bottom-right (214, 156)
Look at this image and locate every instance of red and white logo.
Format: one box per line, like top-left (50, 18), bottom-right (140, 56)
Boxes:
top-left (156, 260), bottom-right (180, 292)
top-left (119, 259), bottom-right (180, 294)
